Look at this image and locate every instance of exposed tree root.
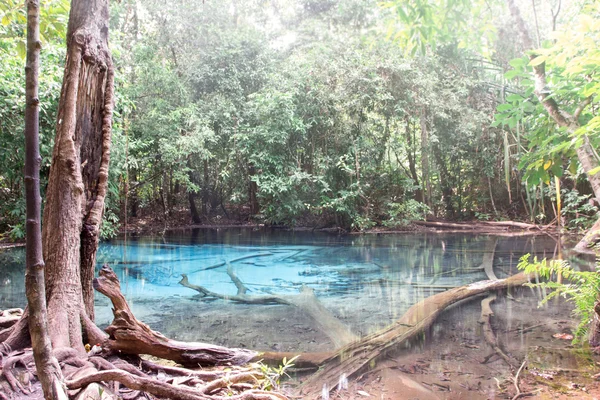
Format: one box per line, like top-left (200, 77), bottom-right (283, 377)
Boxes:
top-left (1, 345), bottom-right (293, 400)
top-left (0, 309), bottom-right (22, 330)
top-left (93, 265), bottom-right (259, 367)
top-left (0, 312), bottom-right (30, 352)
top-left (1, 350), bottom-right (34, 393)
top-left (180, 263), bottom-right (358, 348)
top-left (65, 368), bottom-right (288, 400)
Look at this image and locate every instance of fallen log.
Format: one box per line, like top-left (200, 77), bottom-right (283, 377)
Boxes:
top-left (298, 272), bottom-right (532, 399)
top-left (412, 220), bottom-right (545, 231)
top-left (479, 221), bottom-right (540, 230)
top-left (413, 221), bottom-right (480, 230)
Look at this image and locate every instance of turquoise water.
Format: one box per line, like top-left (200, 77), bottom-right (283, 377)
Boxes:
top-left (0, 229), bottom-right (563, 349)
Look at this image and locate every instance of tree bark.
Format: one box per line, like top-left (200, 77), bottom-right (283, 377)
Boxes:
top-left (23, 1), bottom-right (63, 397)
top-left (42, 0), bottom-right (114, 349)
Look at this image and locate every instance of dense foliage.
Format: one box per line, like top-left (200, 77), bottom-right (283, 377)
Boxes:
top-left (1, 0), bottom-right (598, 235)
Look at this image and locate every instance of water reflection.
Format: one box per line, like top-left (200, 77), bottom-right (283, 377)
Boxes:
top-left (0, 229), bottom-right (567, 351)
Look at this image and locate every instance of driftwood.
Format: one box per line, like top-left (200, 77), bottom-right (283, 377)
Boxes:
top-left (179, 264), bottom-right (358, 348)
top-left (479, 294), bottom-right (515, 368)
top-left (298, 272), bottom-right (531, 399)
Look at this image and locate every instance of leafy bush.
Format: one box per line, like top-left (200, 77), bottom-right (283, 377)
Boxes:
top-left (561, 189), bottom-right (599, 231)
top-left (383, 200), bottom-right (430, 228)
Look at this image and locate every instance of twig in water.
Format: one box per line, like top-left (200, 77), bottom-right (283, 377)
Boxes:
top-left (512, 358), bottom-right (528, 400)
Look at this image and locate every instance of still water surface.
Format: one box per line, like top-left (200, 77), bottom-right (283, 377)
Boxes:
top-left (0, 228), bottom-right (565, 351)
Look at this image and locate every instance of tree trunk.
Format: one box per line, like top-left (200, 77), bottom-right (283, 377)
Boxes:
top-left (405, 117), bottom-right (423, 202)
top-left (248, 163), bottom-right (259, 215)
top-left (433, 143), bottom-right (454, 217)
top-left (187, 160), bottom-right (202, 224)
top-left (188, 191), bottom-right (202, 224)
top-left (42, 0), bottom-right (114, 349)
top-left (24, 1), bottom-right (62, 397)
top-left (420, 108), bottom-right (431, 207)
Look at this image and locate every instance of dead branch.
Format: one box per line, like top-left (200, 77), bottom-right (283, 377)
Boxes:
top-left (511, 358), bottom-right (538, 400)
top-left (180, 263), bottom-right (358, 348)
top-left (188, 253), bottom-right (274, 275)
top-left (480, 294), bottom-right (515, 369)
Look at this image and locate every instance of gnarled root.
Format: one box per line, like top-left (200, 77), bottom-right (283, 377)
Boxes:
top-left (94, 265), bottom-right (259, 367)
top-left (1, 350), bottom-right (34, 394)
top-left (65, 367), bottom-right (289, 400)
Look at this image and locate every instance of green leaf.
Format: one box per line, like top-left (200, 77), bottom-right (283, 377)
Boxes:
top-left (529, 55), bottom-right (547, 66)
top-left (588, 166), bottom-right (600, 176)
top-left (16, 40), bottom-right (26, 59)
top-left (504, 69), bottom-right (523, 80)
top-left (506, 94), bottom-right (524, 102)
top-left (509, 57), bottom-right (526, 68)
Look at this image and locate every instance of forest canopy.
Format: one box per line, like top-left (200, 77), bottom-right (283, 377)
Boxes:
top-left (0, 0), bottom-right (598, 236)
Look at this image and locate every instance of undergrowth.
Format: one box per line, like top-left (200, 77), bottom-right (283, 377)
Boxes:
top-left (518, 254), bottom-right (600, 342)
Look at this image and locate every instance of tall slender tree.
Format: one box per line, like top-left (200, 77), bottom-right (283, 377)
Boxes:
top-left (23, 0), bottom-right (63, 398)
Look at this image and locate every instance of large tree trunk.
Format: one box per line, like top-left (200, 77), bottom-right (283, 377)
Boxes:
top-left (42, 0), bottom-right (114, 349)
top-left (24, 1), bottom-right (62, 397)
